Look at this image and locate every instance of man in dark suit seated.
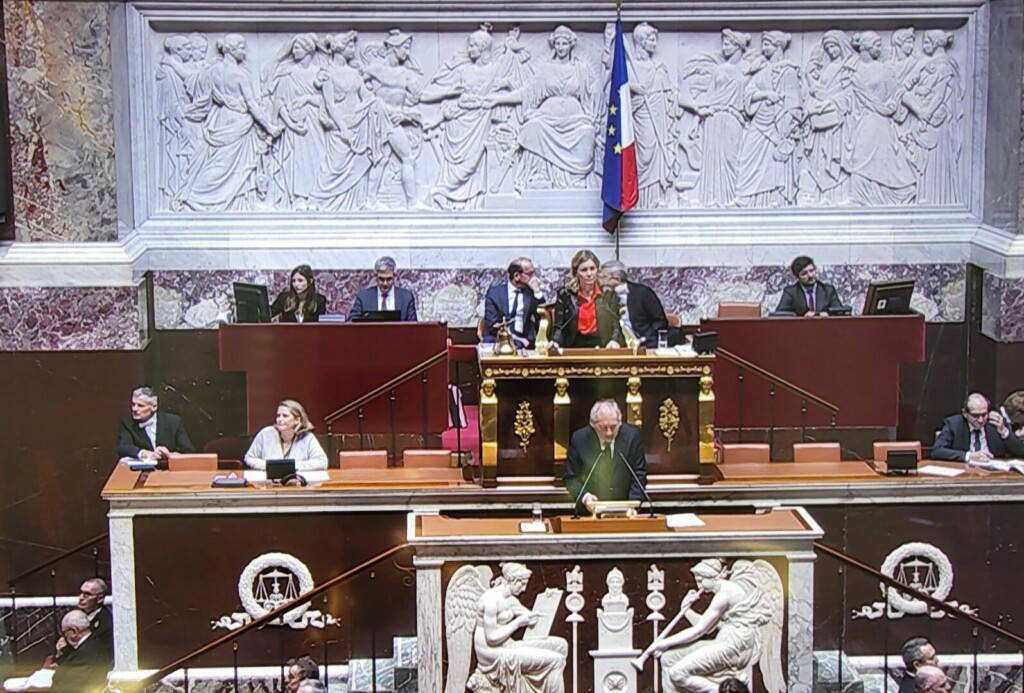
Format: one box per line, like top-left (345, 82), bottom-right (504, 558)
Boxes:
top-left (51, 609), bottom-right (113, 692)
top-left (348, 256), bottom-right (417, 322)
top-left (483, 257), bottom-right (546, 348)
top-left (116, 386), bottom-right (194, 461)
top-left (932, 392), bottom-right (1024, 462)
top-left (600, 260), bottom-right (668, 348)
top-left (898, 637), bottom-right (937, 693)
top-left (775, 255), bottom-right (844, 317)
top-left (564, 399), bottom-right (647, 514)
top-left (76, 578), bottom-right (112, 656)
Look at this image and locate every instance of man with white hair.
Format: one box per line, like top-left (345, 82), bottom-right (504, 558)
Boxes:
top-left (565, 399), bottom-right (648, 513)
top-left (116, 386), bottom-right (195, 461)
top-left (51, 609), bottom-right (112, 692)
top-left (296, 679), bottom-right (327, 693)
top-left (599, 260), bottom-right (668, 348)
top-left (932, 392), bottom-right (1024, 462)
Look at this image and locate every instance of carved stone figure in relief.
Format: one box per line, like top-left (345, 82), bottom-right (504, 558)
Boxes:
top-left (311, 32), bottom-right (390, 211)
top-left (646, 558), bottom-right (785, 693)
top-left (156, 35), bottom-right (197, 204)
top-left (445, 563), bottom-right (568, 693)
top-left (423, 24), bottom-right (520, 210)
top-left (361, 29), bottom-right (425, 207)
top-left (845, 31), bottom-right (917, 205)
top-left (513, 25), bottom-right (600, 192)
top-left (799, 30), bottom-right (855, 205)
top-left (628, 22), bottom-right (676, 208)
top-left (263, 34), bottom-right (327, 209)
top-left (678, 28), bottom-right (751, 207)
top-left (889, 28), bottom-right (922, 165)
top-left (734, 31), bottom-right (802, 207)
top-left (177, 34), bottom-right (283, 211)
top-left (900, 30), bottom-right (963, 205)
top-left (488, 26), bottom-right (535, 193)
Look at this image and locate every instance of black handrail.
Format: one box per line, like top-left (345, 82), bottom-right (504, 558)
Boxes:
top-left (718, 347), bottom-right (839, 415)
top-left (131, 542), bottom-right (412, 689)
top-left (7, 532), bottom-right (109, 587)
top-left (323, 350), bottom-right (447, 425)
top-left (815, 541), bottom-right (1024, 647)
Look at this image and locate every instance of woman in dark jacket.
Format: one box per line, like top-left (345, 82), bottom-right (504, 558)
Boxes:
top-left (550, 249), bottom-right (623, 349)
top-left (271, 264), bottom-right (327, 322)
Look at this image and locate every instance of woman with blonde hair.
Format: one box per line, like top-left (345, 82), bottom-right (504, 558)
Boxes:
top-left (245, 399), bottom-right (327, 471)
top-left (550, 249), bottom-right (622, 349)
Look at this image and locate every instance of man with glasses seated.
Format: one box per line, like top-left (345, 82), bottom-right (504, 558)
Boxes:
top-left (348, 256), bottom-right (417, 322)
top-left (932, 392), bottom-right (1024, 463)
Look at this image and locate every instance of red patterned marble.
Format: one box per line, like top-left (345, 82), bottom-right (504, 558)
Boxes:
top-left (983, 274), bottom-right (1024, 343)
top-left (0, 286), bottom-right (144, 350)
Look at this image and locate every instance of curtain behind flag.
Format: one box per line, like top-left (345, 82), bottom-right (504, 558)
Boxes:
top-left (601, 19), bottom-right (639, 233)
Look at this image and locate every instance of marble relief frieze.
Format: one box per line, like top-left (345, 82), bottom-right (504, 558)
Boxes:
top-left (138, 14), bottom-right (974, 218)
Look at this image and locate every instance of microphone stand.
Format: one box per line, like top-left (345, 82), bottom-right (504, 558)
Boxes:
top-left (618, 451), bottom-right (655, 518)
top-left (571, 447), bottom-right (605, 519)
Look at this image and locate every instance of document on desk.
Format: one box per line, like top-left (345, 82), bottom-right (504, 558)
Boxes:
top-left (918, 464), bottom-right (964, 478)
top-left (523, 588), bottom-right (563, 639)
top-left (666, 513), bottom-right (706, 529)
top-left (243, 470), bottom-right (266, 482)
top-left (968, 460), bottom-right (1024, 474)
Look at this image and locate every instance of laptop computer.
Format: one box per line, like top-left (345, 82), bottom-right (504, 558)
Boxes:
top-left (266, 459), bottom-right (296, 481)
top-left (351, 310), bottom-right (401, 323)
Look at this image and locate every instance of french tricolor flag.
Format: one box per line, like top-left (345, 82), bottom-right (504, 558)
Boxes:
top-left (601, 18), bottom-right (638, 234)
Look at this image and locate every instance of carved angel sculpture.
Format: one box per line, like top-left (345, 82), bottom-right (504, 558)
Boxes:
top-left (648, 558), bottom-right (785, 693)
top-left (444, 562), bottom-right (568, 693)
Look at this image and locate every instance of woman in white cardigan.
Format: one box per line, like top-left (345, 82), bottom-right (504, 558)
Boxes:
top-left (244, 399), bottom-right (328, 471)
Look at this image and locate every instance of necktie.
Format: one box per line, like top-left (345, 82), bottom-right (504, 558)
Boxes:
top-left (381, 291), bottom-right (390, 311)
top-left (807, 287), bottom-right (816, 313)
top-left (511, 290), bottom-right (522, 334)
top-left (972, 429), bottom-right (982, 452)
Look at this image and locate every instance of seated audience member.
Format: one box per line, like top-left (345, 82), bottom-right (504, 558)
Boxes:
top-left (272, 264), bottom-right (327, 323)
top-left (1002, 389), bottom-right (1024, 439)
top-left (600, 260), bottom-right (668, 348)
top-left (286, 656), bottom-right (320, 693)
top-left (719, 678), bottom-right (750, 693)
top-left (932, 392), bottom-right (1024, 462)
top-left (245, 399), bottom-right (328, 471)
top-left (116, 386), bottom-right (195, 461)
top-left (483, 257), bottom-right (545, 347)
top-left (76, 578), bottom-right (112, 655)
top-left (51, 610), bottom-right (112, 693)
top-left (551, 250), bottom-right (623, 349)
top-left (297, 680), bottom-right (327, 693)
top-left (915, 664), bottom-right (953, 693)
top-left (565, 399), bottom-right (647, 514)
top-left (899, 637), bottom-right (937, 693)
top-left (775, 255), bottom-right (844, 317)
top-left (348, 256), bottom-right (417, 322)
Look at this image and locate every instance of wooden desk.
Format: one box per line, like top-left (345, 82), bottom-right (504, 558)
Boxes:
top-left (717, 461), bottom-right (881, 482)
top-left (477, 347), bottom-right (716, 487)
top-left (701, 314), bottom-right (925, 427)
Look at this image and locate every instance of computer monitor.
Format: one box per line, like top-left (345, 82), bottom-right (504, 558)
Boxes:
top-left (232, 282), bottom-right (271, 323)
top-left (351, 310), bottom-right (401, 323)
top-left (862, 280), bottom-right (915, 316)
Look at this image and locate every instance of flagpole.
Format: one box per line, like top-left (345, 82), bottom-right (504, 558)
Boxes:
top-left (614, 0), bottom-right (622, 260)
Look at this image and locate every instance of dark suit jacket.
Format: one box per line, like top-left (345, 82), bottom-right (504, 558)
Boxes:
top-left (932, 414), bottom-right (1024, 461)
top-left (348, 286), bottom-right (417, 322)
top-left (775, 281), bottom-right (844, 316)
top-left (89, 607), bottom-right (113, 656)
top-left (565, 423), bottom-right (647, 511)
top-left (51, 633), bottom-right (113, 693)
top-left (897, 673), bottom-right (915, 693)
top-left (117, 412), bottom-right (195, 459)
top-left (623, 281), bottom-right (668, 348)
top-left (482, 282), bottom-right (541, 346)
top-left (550, 288), bottom-right (623, 348)
top-left (271, 291), bottom-right (327, 322)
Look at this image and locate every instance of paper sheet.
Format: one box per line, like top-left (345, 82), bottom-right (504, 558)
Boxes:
top-left (243, 470), bottom-right (267, 482)
top-left (666, 513), bottom-right (706, 528)
top-left (523, 588), bottom-right (563, 639)
top-left (918, 464), bottom-right (964, 478)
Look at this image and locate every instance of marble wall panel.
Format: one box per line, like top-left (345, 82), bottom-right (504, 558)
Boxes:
top-left (982, 273), bottom-right (1024, 343)
top-left (4, 0), bottom-right (117, 242)
top-left (0, 285), bottom-right (145, 350)
top-left (152, 262), bottom-right (965, 330)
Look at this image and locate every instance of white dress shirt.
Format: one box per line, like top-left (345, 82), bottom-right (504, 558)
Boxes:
top-left (615, 286), bottom-right (633, 335)
top-left (506, 282), bottom-right (525, 334)
top-left (140, 415), bottom-right (157, 449)
top-left (379, 288), bottom-right (393, 311)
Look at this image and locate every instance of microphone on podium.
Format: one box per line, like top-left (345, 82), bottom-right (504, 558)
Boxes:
top-left (571, 443), bottom-right (609, 519)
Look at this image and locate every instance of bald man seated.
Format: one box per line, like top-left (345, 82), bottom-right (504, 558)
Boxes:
top-left (915, 665), bottom-right (953, 693)
top-left (932, 392), bottom-right (1024, 463)
top-left (51, 610), bottom-right (112, 693)
top-left (564, 399), bottom-right (648, 514)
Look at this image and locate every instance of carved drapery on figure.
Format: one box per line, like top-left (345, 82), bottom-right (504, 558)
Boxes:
top-left (148, 23), bottom-right (968, 213)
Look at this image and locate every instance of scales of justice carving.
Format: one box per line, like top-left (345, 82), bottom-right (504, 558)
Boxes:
top-left (153, 23), bottom-right (965, 213)
top-left (442, 558), bottom-right (784, 693)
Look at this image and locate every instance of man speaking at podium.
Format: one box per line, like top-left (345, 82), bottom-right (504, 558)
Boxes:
top-left (565, 399), bottom-right (648, 514)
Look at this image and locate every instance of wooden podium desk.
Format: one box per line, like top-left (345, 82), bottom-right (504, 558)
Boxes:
top-left (218, 322), bottom-right (448, 436)
top-left (700, 314), bottom-right (925, 427)
top-left (477, 347), bottom-right (716, 488)
top-left (409, 507), bottom-right (823, 693)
